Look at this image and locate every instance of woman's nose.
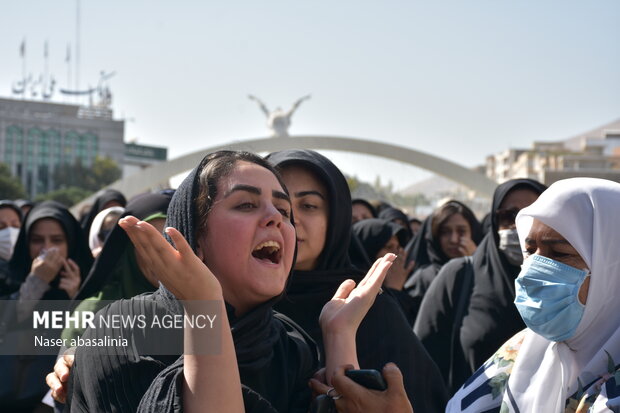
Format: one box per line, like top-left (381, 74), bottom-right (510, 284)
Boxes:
top-left (262, 203), bottom-right (282, 228)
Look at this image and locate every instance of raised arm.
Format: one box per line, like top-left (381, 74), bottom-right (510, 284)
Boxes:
top-left (286, 94), bottom-right (311, 117)
top-left (119, 216), bottom-right (244, 413)
top-left (319, 253), bottom-right (396, 384)
top-left (248, 94), bottom-right (270, 117)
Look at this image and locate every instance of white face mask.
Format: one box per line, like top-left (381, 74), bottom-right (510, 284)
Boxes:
top-left (0, 226), bottom-right (20, 261)
top-left (498, 228), bottom-right (523, 266)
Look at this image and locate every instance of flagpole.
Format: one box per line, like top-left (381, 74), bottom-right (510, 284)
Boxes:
top-left (66, 43), bottom-right (72, 103)
top-left (21, 38), bottom-right (26, 100)
top-left (75, 0), bottom-right (80, 104)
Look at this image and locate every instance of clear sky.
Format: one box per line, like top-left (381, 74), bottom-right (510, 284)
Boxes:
top-left (2, 0), bottom-right (619, 190)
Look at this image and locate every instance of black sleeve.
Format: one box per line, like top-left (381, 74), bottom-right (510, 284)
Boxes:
top-left (356, 293), bottom-right (449, 413)
top-left (413, 258), bottom-right (465, 389)
top-left (66, 301), bottom-right (173, 413)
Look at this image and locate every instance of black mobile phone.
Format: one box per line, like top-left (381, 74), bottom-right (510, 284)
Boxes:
top-left (345, 369), bottom-right (387, 391)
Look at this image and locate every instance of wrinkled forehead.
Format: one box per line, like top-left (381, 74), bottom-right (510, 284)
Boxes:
top-left (516, 178), bottom-right (620, 271)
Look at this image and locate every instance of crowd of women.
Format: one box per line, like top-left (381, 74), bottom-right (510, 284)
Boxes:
top-left (0, 148), bottom-right (618, 413)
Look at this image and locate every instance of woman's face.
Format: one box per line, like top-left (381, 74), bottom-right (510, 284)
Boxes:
top-left (29, 218), bottom-right (68, 260)
top-left (0, 207), bottom-right (21, 230)
top-left (524, 219), bottom-right (590, 304)
top-left (352, 203), bottom-right (373, 224)
top-left (279, 165), bottom-right (329, 271)
top-left (438, 213), bottom-right (471, 259)
top-left (197, 161), bottom-right (296, 314)
top-left (376, 235), bottom-right (403, 260)
top-left (497, 188), bottom-right (540, 230)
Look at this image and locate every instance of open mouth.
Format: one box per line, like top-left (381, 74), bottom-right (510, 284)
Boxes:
top-left (252, 240), bottom-right (282, 264)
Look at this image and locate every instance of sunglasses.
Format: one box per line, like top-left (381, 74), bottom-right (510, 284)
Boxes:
top-left (496, 208), bottom-right (520, 226)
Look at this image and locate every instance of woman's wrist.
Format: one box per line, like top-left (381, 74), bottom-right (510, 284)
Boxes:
top-left (323, 331), bottom-right (359, 385)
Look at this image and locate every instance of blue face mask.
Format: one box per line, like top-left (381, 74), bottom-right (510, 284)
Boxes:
top-left (514, 255), bottom-right (588, 342)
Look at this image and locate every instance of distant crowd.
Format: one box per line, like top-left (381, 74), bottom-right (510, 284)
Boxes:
top-left (1, 149), bottom-right (618, 412)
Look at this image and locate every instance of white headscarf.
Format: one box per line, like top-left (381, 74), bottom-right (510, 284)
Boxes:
top-left (504, 177), bottom-right (620, 412)
top-left (88, 206), bottom-right (124, 252)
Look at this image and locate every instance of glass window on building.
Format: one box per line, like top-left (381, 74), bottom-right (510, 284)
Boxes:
top-left (77, 134), bottom-right (88, 161)
top-left (27, 128), bottom-right (40, 157)
top-left (64, 131), bottom-right (78, 160)
top-left (38, 165), bottom-right (49, 194)
top-left (50, 130), bottom-right (62, 165)
top-left (7, 125), bottom-right (24, 163)
top-left (85, 133), bottom-right (99, 157)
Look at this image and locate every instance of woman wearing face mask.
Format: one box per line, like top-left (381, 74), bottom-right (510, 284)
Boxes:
top-left (268, 149), bottom-right (449, 412)
top-left (447, 177), bottom-right (620, 412)
top-left (0, 201), bottom-right (22, 292)
top-left (413, 179), bottom-right (546, 394)
top-left (0, 201), bottom-right (93, 411)
top-left (397, 201), bottom-right (482, 325)
top-left (87, 206), bottom-right (125, 257)
top-left (80, 189), bottom-right (127, 234)
top-left (64, 151), bottom-right (394, 413)
top-left (7, 201), bottom-right (93, 301)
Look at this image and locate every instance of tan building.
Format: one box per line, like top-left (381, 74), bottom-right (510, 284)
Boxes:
top-left (486, 118), bottom-right (620, 185)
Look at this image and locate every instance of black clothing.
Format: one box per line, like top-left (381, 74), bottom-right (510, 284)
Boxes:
top-left (413, 179), bottom-right (547, 394)
top-left (0, 201), bottom-right (92, 411)
top-left (400, 202), bottom-right (482, 325)
top-left (80, 189), bottom-right (127, 234)
top-left (75, 192), bottom-right (172, 301)
top-left (4, 201), bottom-right (93, 299)
top-left (378, 206), bottom-right (413, 241)
top-left (67, 153), bottom-right (318, 413)
top-left (268, 150), bottom-right (449, 412)
top-left (351, 198), bottom-right (377, 218)
top-left (67, 288), bottom-right (317, 413)
top-left (0, 200), bottom-right (23, 222)
top-left (352, 218), bottom-right (408, 260)
top-left (347, 231), bottom-right (371, 271)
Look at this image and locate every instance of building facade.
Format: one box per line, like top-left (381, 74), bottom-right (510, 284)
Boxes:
top-left (486, 118), bottom-right (620, 185)
top-left (0, 97), bottom-right (124, 198)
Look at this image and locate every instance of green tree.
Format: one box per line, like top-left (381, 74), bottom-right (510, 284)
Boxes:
top-left (35, 186), bottom-right (92, 208)
top-left (87, 157), bottom-right (122, 191)
top-left (53, 156), bottom-right (121, 192)
top-left (0, 163), bottom-right (27, 199)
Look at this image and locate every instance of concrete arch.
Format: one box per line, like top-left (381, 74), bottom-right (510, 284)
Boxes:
top-left (72, 135), bottom-right (496, 213)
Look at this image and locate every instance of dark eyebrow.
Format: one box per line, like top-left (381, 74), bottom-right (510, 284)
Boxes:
top-left (273, 190), bottom-right (291, 204)
top-left (224, 184), bottom-right (261, 198)
top-left (294, 190), bottom-right (325, 200)
top-left (223, 184), bottom-right (291, 204)
top-left (524, 237), bottom-right (570, 245)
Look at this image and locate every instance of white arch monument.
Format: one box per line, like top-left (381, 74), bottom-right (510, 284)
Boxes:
top-left (72, 135), bottom-right (496, 213)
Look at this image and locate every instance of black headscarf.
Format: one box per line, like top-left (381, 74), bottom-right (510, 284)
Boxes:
top-left (14, 199), bottom-right (34, 212)
top-left (80, 189), bottom-right (127, 233)
top-left (351, 198), bottom-right (377, 218)
top-left (75, 192), bottom-right (171, 301)
top-left (378, 206), bottom-right (413, 241)
top-left (0, 200), bottom-right (23, 223)
top-left (400, 201), bottom-right (481, 325)
top-left (460, 178), bottom-right (547, 370)
top-left (268, 150), bottom-right (449, 412)
top-left (404, 201), bottom-right (481, 293)
top-left (413, 179), bottom-right (546, 393)
top-left (6, 201), bottom-right (93, 299)
top-left (67, 151), bottom-right (318, 413)
top-left (352, 218), bottom-right (407, 260)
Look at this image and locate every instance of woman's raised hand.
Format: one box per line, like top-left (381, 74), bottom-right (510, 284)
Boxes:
top-left (320, 253), bottom-right (396, 336)
top-left (118, 216), bottom-right (222, 301)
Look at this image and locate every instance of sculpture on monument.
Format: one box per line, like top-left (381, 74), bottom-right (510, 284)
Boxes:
top-left (248, 94), bottom-right (311, 137)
